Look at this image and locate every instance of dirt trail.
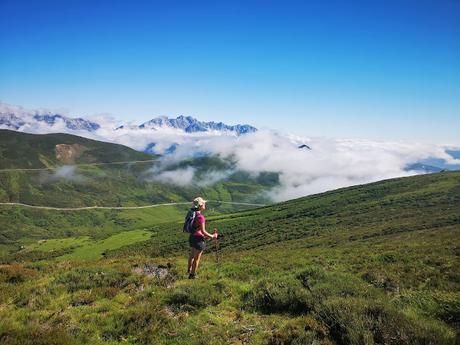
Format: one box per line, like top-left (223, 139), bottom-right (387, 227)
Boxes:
top-left (0, 200), bottom-right (267, 211)
top-left (0, 159), bottom-right (160, 172)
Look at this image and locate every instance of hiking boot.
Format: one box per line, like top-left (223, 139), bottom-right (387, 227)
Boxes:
top-left (188, 273), bottom-right (196, 279)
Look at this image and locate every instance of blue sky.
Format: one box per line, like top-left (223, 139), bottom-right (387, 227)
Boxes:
top-left (0, 0), bottom-right (459, 143)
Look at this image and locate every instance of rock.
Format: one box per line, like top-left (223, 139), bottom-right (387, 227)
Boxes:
top-left (55, 143), bottom-right (87, 163)
top-left (132, 264), bottom-right (172, 280)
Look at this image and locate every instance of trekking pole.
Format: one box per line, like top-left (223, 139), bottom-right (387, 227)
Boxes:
top-left (212, 228), bottom-right (220, 264)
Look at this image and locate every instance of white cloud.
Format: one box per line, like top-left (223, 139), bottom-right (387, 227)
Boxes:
top-left (195, 169), bottom-right (235, 187)
top-left (151, 130), bottom-right (455, 201)
top-left (149, 166), bottom-right (196, 186)
top-left (39, 165), bottom-right (86, 183)
top-left (3, 102), bottom-right (460, 201)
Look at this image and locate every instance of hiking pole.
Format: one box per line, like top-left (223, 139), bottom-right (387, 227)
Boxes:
top-left (212, 228), bottom-right (220, 264)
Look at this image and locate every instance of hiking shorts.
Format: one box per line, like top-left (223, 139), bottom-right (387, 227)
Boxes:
top-left (189, 235), bottom-right (206, 251)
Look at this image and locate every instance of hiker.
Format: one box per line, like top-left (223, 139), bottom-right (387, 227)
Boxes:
top-left (186, 197), bottom-right (218, 279)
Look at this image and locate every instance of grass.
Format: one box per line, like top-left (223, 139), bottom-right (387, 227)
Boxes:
top-left (0, 130), bottom-right (277, 249)
top-left (26, 237), bottom-right (89, 252)
top-left (59, 230), bottom-right (152, 261)
top-left (20, 230), bottom-right (153, 261)
top-left (0, 172), bottom-right (459, 344)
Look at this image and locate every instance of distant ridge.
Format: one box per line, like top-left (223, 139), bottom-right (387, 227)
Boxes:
top-left (0, 102), bottom-right (100, 132)
top-left (1, 102), bottom-right (256, 136)
top-left (405, 163), bottom-right (445, 173)
top-left (135, 115), bottom-right (257, 135)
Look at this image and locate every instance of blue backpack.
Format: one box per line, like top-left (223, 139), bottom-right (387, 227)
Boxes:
top-left (183, 208), bottom-right (197, 233)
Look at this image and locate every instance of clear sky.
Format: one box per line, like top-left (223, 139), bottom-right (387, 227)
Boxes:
top-left (0, 0), bottom-right (459, 143)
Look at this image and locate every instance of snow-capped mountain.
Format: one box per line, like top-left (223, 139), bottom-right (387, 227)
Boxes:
top-left (0, 103), bottom-right (100, 132)
top-left (32, 114), bottom-right (100, 131)
top-left (0, 102), bottom-right (259, 155)
top-left (0, 102), bottom-right (256, 136)
top-left (138, 115), bottom-right (257, 135)
top-left (0, 112), bottom-right (26, 130)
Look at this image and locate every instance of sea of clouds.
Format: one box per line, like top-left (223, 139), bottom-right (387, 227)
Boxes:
top-left (2, 102), bottom-right (460, 202)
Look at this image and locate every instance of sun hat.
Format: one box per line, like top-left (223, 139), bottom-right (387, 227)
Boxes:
top-left (193, 197), bottom-right (207, 208)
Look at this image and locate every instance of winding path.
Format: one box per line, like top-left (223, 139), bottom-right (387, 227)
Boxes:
top-left (0, 159), bottom-right (268, 210)
top-left (0, 200), bottom-right (267, 211)
top-left (0, 159), bottom-right (160, 172)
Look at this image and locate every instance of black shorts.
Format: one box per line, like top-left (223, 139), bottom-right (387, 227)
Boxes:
top-left (189, 235), bottom-right (206, 251)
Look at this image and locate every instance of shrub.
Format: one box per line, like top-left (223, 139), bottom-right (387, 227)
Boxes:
top-left (55, 267), bottom-right (131, 292)
top-left (70, 290), bottom-right (97, 306)
top-left (376, 251), bottom-right (400, 263)
top-left (243, 276), bottom-right (312, 314)
top-left (297, 268), bottom-right (378, 303)
top-left (102, 304), bottom-right (173, 344)
top-left (13, 285), bottom-right (52, 309)
top-left (318, 297), bottom-right (455, 345)
top-left (167, 281), bottom-right (223, 310)
top-left (0, 320), bottom-right (75, 345)
top-left (361, 269), bottom-right (398, 291)
top-left (0, 264), bottom-right (37, 284)
top-left (265, 317), bottom-right (331, 345)
top-left (296, 266), bottom-right (326, 290)
top-left (393, 291), bottom-right (460, 327)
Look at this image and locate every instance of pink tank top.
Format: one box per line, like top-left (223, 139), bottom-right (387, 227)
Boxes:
top-left (192, 212), bottom-right (205, 237)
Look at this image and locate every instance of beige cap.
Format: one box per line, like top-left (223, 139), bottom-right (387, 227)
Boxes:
top-left (193, 197), bottom-right (207, 208)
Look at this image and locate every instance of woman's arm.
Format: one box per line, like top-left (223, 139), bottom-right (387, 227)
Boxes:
top-left (200, 223), bottom-right (217, 239)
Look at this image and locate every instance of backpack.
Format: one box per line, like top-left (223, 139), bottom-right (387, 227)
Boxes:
top-left (183, 208), bottom-right (197, 233)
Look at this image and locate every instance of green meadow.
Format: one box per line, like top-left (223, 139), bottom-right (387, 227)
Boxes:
top-left (23, 230), bottom-right (152, 261)
top-left (1, 171), bottom-right (459, 344)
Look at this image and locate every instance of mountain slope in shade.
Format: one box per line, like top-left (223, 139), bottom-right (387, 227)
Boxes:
top-left (0, 129), bottom-right (152, 169)
top-left (404, 163), bottom-right (445, 173)
top-left (417, 150), bottom-right (460, 171)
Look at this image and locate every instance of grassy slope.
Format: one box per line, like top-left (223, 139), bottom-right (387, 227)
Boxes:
top-left (0, 130), bottom-right (275, 248)
top-left (0, 172), bottom-right (459, 344)
top-left (110, 170), bottom-right (460, 257)
top-left (0, 129), bottom-right (153, 168)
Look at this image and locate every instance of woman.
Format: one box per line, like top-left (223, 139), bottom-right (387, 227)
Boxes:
top-left (187, 197), bottom-right (217, 279)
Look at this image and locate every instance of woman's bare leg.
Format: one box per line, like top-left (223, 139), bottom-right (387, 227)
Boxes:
top-left (190, 248), bottom-right (203, 275)
top-left (187, 248), bottom-right (194, 273)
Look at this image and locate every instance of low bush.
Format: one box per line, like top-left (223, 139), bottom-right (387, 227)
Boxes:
top-left (13, 285), bottom-right (53, 310)
top-left (55, 267), bottom-right (132, 292)
top-left (393, 290), bottom-right (460, 327)
top-left (70, 290), bottom-right (97, 306)
top-left (296, 266), bottom-right (326, 290)
top-left (243, 276), bottom-right (312, 314)
top-left (298, 267), bottom-right (378, 303)
top-left (265, 317), bottom-right (331, 345)
top-left (167, 281), bottom-right (223, 310)
top-left (361, 269), bottom-right (398, 291)
top-left (0, 264), bottom-right (37, 283)
top-left (102, 304), bottom-right (173, 343)
top-left (318, 297), bottom-right (455, 345)
top-left (0, 320), bottom-right (75, 345)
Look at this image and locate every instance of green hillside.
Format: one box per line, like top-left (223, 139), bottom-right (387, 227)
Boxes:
top-left (0, 129), bottom-right (153, 168)
top-left (0, 130), bottom-right (275, 250)
top-left (109, 170), bottom-right (460, 257)
top-left (1, 172), bottom-right (459, 344)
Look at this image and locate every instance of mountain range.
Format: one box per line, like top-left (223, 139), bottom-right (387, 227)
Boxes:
top-left (0, 108), bottom-right (100, 132)
top-left (2, 102), bottom-right (460, 176)
top-left (137, 115), bottom-right (256, 134)
top-left (0, 102), bottom-right (255, 135)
